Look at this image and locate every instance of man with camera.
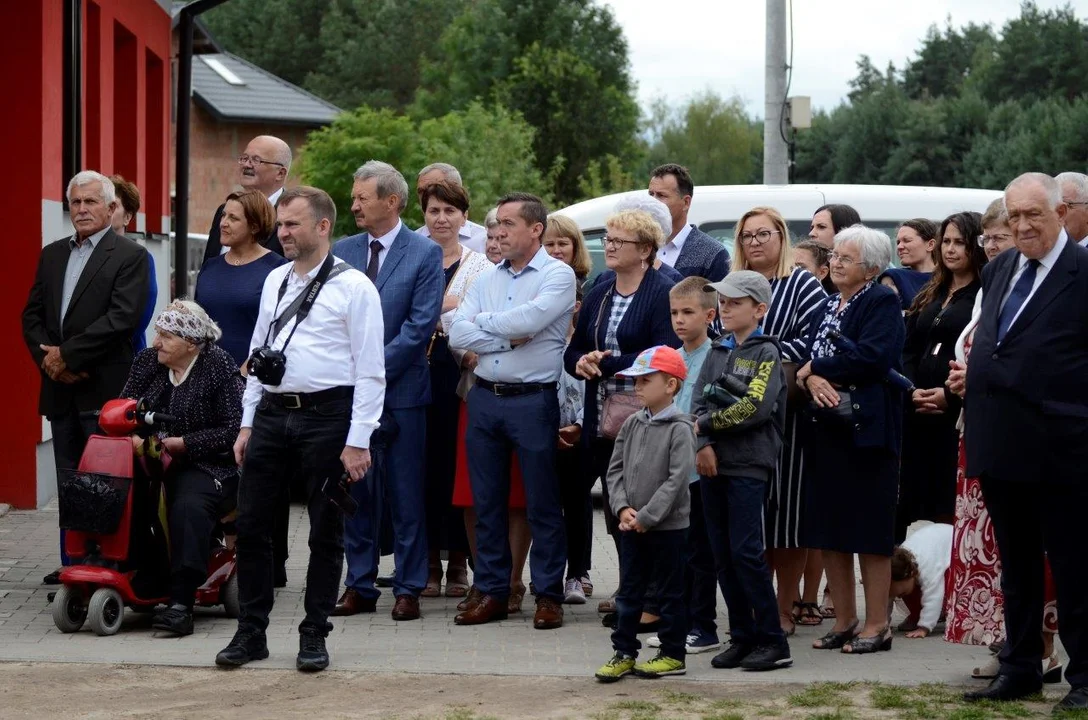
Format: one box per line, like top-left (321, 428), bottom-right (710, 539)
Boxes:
top-left (215, 186), bottom-right (385, 673)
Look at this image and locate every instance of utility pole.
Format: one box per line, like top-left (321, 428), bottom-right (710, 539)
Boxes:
top-left (763, 0), bottom-right (789, 185)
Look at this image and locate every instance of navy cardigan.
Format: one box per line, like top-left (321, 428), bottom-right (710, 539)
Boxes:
top-left (805, 283), bottom-right (906, 453)
top-left (564, 267), bottom-right (679, 440)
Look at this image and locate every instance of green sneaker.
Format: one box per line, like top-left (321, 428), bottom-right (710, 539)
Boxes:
top-left (633, 653), bottom-right (686, 678)
top-left (595, 652), bottom-right (636, 683)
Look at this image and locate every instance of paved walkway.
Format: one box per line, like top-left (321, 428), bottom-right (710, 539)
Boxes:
top-left (0, 502), bottom-right (1020, 685)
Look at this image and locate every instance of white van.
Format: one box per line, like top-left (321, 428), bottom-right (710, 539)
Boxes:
top-left (556, 184), bottom-right (1002, 277)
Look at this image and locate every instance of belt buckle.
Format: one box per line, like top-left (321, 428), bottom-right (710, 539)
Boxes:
top-left (492, 383), bottom-right (510, 397)
top-left (282, 393), bottom-right (303, 410)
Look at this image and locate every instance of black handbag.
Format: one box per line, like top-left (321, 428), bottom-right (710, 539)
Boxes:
top-left (809, 390), bottom-right (853, 421)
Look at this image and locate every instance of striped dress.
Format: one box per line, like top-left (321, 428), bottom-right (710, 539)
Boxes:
top-left (762, 267), bottom-right (828, 548)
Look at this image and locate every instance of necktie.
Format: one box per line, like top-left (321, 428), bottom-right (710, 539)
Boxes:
top-left (366, 240), bottom-right (382, 283)
top-left (996, 258), bottom-right (1040, 342)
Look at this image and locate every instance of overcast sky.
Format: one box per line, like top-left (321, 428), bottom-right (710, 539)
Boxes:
top-left (605, 0), bottom-right (1085, 117)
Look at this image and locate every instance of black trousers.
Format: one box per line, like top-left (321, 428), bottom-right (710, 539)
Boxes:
top-left (591, 437), bottom-right (620, 543)
top-left (50, 410), bottom-right (101, 565)
top-left (981, 474), bottom-right (1088, 688)
top-left (557, 444), bottom-right (593, 580)
top-left (236, 395), bottom-right (352, 637)
top-left (166, 466), bottom-right (221, 607)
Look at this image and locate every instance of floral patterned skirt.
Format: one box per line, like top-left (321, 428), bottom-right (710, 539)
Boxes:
top-left (944, 436), bottom-right (1058, 645)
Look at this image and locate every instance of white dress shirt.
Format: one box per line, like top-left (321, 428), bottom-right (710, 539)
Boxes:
top-left (657, 223), bottom-right (693, 268)
top-left (417, 219), bottom-right (488, 254)
top-left (449, 246), bottom-right (576, 384)
top-left (999, 230), bottom-right (1068, 334)
top-left (367, 219), bottom-right (403, 274)
top-left (241, 254), bottom-right (386, 448)
top-left (1079, 236), bottom-right (1087, 248)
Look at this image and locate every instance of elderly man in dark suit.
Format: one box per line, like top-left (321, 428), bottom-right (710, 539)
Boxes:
top-left (648, 163), bottom-right (730, 281)
top-left (332, 160), bottom-right (444, 622)
top-left (963, 172), bottom-right (1088, 713)
top-left (201, 135), bottom-right (289, 263)
top-left (22, 170), bottom-right (150, 581)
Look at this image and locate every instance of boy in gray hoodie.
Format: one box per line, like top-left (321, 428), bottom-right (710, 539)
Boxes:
top-left (692, 270), bottom-right (792, 672)
top-left (595, 345), bottom-right (695, 683)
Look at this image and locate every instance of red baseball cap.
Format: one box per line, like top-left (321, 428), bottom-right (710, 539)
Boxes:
top-left (616, 345), bottom-right (687, 381)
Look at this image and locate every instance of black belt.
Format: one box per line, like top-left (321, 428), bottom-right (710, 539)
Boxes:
top-left (262, 386), bottom-right (354, 410)
top-left (476, 379), bottom-right (557, 397)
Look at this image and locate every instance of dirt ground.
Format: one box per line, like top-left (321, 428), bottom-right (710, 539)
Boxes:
top-left (0, 662), bottom-right (1077, 720)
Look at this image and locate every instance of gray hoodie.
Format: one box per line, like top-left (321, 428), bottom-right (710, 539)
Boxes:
top-left (691, 333), bottom-right (786, 482)
top-left (605, 403), bottom-right (695, 532)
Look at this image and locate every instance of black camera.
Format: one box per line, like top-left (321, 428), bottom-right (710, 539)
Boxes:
top-left (702, 373), bottom-right (751, 408)
top-left (247, 346), bottom-right (287, 386)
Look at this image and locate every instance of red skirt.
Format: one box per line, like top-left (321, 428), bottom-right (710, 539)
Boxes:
top-left (451, 402), bottom-right (526, 509)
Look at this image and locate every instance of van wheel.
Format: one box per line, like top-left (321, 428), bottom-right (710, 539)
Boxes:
top-left (88, 588), bottom-right (125, 636)
top-left (52, 585), bottom-right (87, 633)
top-left (222, 575), bottom-right (240, 619)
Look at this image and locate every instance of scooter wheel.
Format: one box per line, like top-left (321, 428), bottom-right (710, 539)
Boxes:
top-left (222, 575), bottom-right (241, 619)
top-left (52, 585), bottom-right (87, 633)
top-left (87, 587), bottom-right (125, 636)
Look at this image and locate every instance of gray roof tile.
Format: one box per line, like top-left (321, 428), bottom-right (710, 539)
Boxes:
top-left (191, 52), bottom-right (340, 126)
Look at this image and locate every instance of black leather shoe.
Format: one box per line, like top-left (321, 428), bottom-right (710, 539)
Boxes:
top-left (152, 604), bottom-right (194, 637)
top-left (296, 630), bottom-right (329, 672)
top-left (964, 674), bottom-right (1042, 703)
top-left (375, 573), bottom-right (394, 588)
top-left (274, 565), bottom-right (288, 589)
top-left (43, 570), bottom-right (62, 586)
top-left (1055, 687), bottom-right (1088, 713)
top-left (215, 628), bottom-right (269, 667)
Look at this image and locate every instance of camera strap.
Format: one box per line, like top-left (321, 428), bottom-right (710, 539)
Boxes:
top-left (264, 252), bottom-right (347, 351)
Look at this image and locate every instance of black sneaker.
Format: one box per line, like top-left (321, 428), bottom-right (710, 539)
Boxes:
top-left (711, 640), bottom-right (755, 669)
top-left (152, 604), bottom-right (194, 637)
top-left (215, 627), bottom-right (269, 667)
top-left (296, 630), bottom-right (329, 672)
top-left (740, 642), bottom-right (793, 671)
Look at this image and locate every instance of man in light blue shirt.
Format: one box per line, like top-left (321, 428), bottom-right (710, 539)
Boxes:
top-left (449, 192), bottom-right (575, 630)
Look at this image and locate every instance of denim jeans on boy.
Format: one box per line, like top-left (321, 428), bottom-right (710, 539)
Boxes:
top-left (701, 474), bottom-right (784, 646)
top-left (613, 529), bottom-right (688, 660)
top-left (686, 480), bottom-right (719, 639)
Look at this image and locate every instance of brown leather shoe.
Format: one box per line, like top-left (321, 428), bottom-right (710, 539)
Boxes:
top-left (391, 594), bottom-right (420, 621)
top-left (454, 594), bottom-right (509, 626)
top-left (534, 597), bottom-right (564, 630)
top-left (332, 588), bottom-right (377, 617)
top-left (457, 585), bottom-right (482, 612)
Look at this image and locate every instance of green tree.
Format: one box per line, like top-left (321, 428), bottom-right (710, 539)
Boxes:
top-left (413, 0), bottom-right (639, 204)
top-left (643, 91), bottom-right (762, 186)
top-left (298, 103), bottom-right (548, 236)
top-left (901, 20), bottom-right (997, 100)
top-left (202, 0), bottom-right (331, 90)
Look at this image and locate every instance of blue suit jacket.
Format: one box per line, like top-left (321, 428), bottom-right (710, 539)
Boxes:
top-left (334, 225), bottom-right (444, 409)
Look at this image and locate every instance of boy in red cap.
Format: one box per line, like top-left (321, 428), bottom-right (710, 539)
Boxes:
top-left (595, 345), bottom-right (696, 682)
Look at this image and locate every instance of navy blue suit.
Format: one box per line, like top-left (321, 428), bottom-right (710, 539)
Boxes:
top-left (335, 224), bottom-right (444, 599)
top-left (965, 237), bottom-right (1088, 688)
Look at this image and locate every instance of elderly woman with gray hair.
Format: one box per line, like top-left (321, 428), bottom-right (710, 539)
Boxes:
top-left (120, 300), bottom-right (243, 637)
top-left (795, 225), bottom-right (906, 655)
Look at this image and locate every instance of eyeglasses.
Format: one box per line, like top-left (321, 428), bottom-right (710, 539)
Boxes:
top-left (1066, 200), bottom-right (1088, 208)
top-left (738, 229), bottom-right (781, 245)
top-left (977, 233), bottom-right (1013, 247)
top-left (237, 155), bottom-right (285, 168)
top-left (603, 235), bottom-right (642, 249)
top-left (828, 252), bottom-right (860, 266)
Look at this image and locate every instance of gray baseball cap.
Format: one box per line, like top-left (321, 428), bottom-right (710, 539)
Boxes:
top-left (705, 270), bottom-right (772, 306)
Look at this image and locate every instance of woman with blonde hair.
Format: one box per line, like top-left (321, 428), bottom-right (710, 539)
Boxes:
top-left (544, 214), bottom-right (593, 281)
top-left (731, 206), bottom-right (827, 634)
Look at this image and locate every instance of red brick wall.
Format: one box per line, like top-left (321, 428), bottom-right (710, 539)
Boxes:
top-left (174, 103), bottom-right (313, 234)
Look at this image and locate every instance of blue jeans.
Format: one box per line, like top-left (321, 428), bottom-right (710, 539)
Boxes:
top-left (686, 480), bottom-right (719, 639)
top-left (613, 529), bottom-right (688, 660)
top-left (466, 386), bottom-right (567, 602)
top-left (344, 406), bottom-right (428, 598)
top-left (701, 474), bottom-right (784, 646)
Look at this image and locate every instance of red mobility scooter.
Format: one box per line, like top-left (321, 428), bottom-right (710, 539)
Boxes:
top-left (51, 397), bottom-right (240, 636)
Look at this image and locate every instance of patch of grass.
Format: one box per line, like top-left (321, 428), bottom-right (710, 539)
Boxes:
top-left (610, 700), bottom-right (661, 712)
top-left (591, 712), bottom-right (621, 720)
top-left (788, 682), bottom-right (856, 708)
top-left (916, 683), bottom-right (962, 705)
top-left (756, 709), bottom-right (782, 717)
top-left (658, 689), bottom-right (701, 706)
top-left (443, 710), bottom-right (499, 720)
top-left (701, 713), bottom-right (745, 720)
top-left (806, 711), bottom-right (857, 720)
top-left (707, 698), bottom-right (745, 711)
top-left (869, 684), bottom-right (911, 710)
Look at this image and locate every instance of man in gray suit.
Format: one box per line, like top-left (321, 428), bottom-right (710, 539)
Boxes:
top-left (648, 163), bottom-right (730, 281)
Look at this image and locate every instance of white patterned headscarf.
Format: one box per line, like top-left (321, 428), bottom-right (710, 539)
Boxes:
top-left (154, 300), bottom-right (222, 344)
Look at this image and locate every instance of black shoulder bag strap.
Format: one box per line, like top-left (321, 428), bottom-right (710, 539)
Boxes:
top-left (264, 253), bottom-right (348, 350)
